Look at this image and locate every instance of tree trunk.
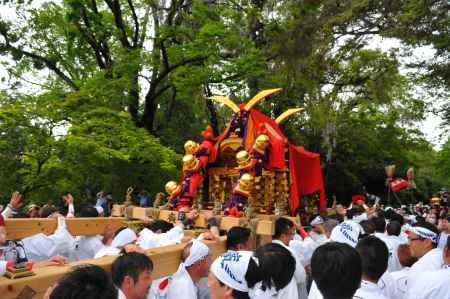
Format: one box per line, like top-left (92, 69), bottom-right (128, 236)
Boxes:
top-left (128, 74), bottom-right (140, 125)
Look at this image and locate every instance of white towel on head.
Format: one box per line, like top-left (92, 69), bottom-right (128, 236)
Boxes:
top-left (184, 239), bottom-right (210, 267)
top-left (111, 228), bottom-right (136, 248)
top-left (406, 226), bottom-right (438, 243)
top-left (330, 221), bottom-right (361, 247)
top-left (310, 216), bottom-right (324, 226)
top-left (210, 250), bottom-right (253, 292)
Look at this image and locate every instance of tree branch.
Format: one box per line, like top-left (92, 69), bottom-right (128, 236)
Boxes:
top-left (127, 0), bottom-right (139, 46)
top-left (104, 0), bottom-right (132, 48)
top-left (154, 55), bottom-right (207, 86)
top-left (2, 42), bottom-right (78, 90)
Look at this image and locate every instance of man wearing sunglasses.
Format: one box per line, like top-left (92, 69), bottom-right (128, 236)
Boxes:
top-left (406, 221), bottom-right (445, 296)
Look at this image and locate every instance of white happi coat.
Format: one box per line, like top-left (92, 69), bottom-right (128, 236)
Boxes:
top-left (290, 235), bottom-right (322, 266)
top-left (373, 232), bottom-right (406, 272)
top-left (407, 267), bottom-right (450, 299)
top-left (22, 225), bottom-right (75, 261)
top-left (70, 235), bottom-right (104, 261)
top-left (407, 247), bottom-right (444, 296)
top-left (390, 267), bottom-right (410, 299)
top-left (166, 263), bottom-right (197, 299)
top-left (353, 280), bottom-right (388, 299)
top-left (137, 226), bottom-right (184, 250)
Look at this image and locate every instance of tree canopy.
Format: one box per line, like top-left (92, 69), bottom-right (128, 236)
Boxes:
top-left (0, 0), bottom-right (448, 206)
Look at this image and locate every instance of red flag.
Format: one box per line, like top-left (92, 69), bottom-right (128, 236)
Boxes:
top-left (390, 178), bottom-right (409, 192)
top-left (289, 145), bottom-right (326, 214)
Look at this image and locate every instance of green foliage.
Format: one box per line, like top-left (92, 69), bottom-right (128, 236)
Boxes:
top-left (0, 0), bottom-right (448, 207)
top-left (0, 94), bottom-right (180, 206)
top-left (434, 137), bottom-right (450, 187)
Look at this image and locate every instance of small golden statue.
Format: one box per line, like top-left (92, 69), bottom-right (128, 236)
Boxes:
top-left (124, 187), bottom-right (134, 207)
top-left (184, 140), bottom-right (199, 155)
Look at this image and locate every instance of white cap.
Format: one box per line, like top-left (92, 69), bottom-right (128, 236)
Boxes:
top-left (210, 251), bottom-right (254, 292)
top-left (111, 228), bottom-right (137, 248)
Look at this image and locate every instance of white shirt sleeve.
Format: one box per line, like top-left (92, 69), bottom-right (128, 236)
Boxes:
top-left (1, 206), bottom-right (13, 218)
top-left (67, 203), bottom-right (75, 217)
top-left (0, 261), bottom-right (7, 276)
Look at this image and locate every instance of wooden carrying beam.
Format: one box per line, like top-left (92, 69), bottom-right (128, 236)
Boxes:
top-left (0, 238), bottom-right (226, 299)
top-left (5, 218), bottom-right (127, 240)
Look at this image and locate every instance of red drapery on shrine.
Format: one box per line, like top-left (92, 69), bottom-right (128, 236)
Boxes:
top-left (289, 145), bottom-right (326, 215)
top-left (245, 109), bottom-right (286, 169)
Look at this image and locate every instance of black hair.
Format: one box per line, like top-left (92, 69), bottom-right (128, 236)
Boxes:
top-left (39, 205), bottom-right (59, 218)
top-left (356, 236), bottom-right (388, 282)
top-left (79, 205), bottom-right (99, 218)
top-left (311, 242), bottom-right (362, 299)
top-left (253, 243), bottom-right (296, 291)
top-left (386, 221), bottom-right (401, 236)
top-left (146, 220), bottom-right (174, 233)
top-left (413, 221), bottom-right (439, 247)
top-left (226, 227), bottom-right (251, 250)
top-left (217, 280), bottom-right (250, 299)
top-left (273, 217), bottom-right (294, 239)
top-left (359, 220), bottom-right (375, 235)
top-left (372, 215), bottom-right (386, 233)
top-left (50, 265), bottom-right (117, 299)
top-left (111, 252), bottom-right (153, 287)
top-left (390, 212), bottom-right (405, 226)
top-left (346, 207), bottom-right (362, 220)
top-left (384, 208), bottom-right (395, 220)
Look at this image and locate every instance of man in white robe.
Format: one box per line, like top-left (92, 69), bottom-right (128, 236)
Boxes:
top-left (112, 252), bottom-right (154, 299)
top-left (0, 214), bottom-right (67, 276)
top-left (308, 220), bottom-right (362, 299)
top-left (310, 242), bottom-right (362, 299)
top-left (353, 236), bottom-right (389, 299)
top-left (272, 217), bottom-right (307, 299)
top-left (390, 244), bottom-right (418, 299)
top-left (137, 220), bottom-right (184, 250)
top-left (154, 239), bottom-right (211, 299)
top-left (405, 223), bottom-right (443, 277)
top-left (407, 237), bottom-right (450, 299)
top-left (95, 227), bottom-right (137, 258)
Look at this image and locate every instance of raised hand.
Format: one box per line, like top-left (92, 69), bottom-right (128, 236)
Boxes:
top-left (9, 191), bottom-right (22, 209)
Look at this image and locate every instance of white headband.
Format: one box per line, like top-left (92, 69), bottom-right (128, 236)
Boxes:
top-left (211, 250), bottom-right (253, 292)
top-left (407, 226), bottom-right (438, 243)
top-left (330, 221), bottom-right (361, 248)
top-left (184, 240), bottom-right (210, 267)
top-left (111, 228), bottom-right (137, 248)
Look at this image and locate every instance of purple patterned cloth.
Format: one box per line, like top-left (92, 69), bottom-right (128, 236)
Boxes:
top-left (224, 192), bottom-right (248, 210)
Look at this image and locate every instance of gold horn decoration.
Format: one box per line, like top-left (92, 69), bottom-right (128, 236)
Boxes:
top-left (244, 88), bottom-right (282, 111)
top-left (207, 96), bottom-right (240, 113)
top-left (275, 108), bottom-right (305, 124)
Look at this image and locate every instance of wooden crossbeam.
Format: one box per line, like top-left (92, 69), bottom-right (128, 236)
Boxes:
top-left (5, 218), bottom-right (127, 240)
top-left (0, 238), bottom-right (226, 299)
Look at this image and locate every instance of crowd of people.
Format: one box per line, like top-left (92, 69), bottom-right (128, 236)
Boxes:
top-left (0, 191), bottom-right (449, 299)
